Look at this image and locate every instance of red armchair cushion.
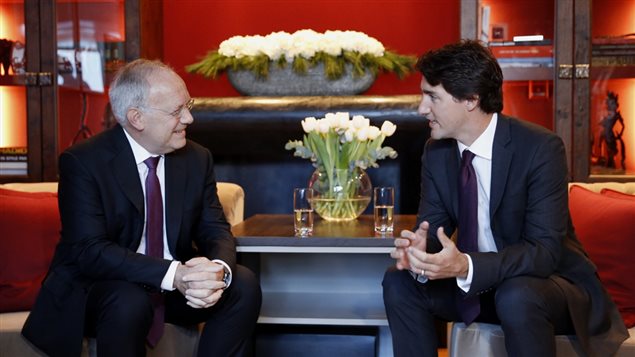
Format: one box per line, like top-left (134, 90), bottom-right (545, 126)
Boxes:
top-left (601, 188), bottom-right (635, 201)
top-left (569, 185), bottom-right (635, 328)
top-left (0, 188), bottom-right (59, 312)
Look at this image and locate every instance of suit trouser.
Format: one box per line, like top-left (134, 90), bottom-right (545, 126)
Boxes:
top-left (382, 267), bottom-right (582, 357)
top-left (85, 264), bottom-right (262, 357)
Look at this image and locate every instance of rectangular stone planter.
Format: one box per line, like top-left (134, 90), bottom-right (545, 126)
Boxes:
top-left (227, 63), bottom-right (375, 96)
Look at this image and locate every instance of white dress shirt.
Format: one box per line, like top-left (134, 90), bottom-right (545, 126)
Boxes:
top-left (416, 113), bottom-right (498, 291)
top-left (455, 113), bottom-right (498, 291)
top-left (122, 129), bottom-right (231, 291)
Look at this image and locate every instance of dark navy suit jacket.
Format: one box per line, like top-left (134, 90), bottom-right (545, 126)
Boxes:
top-left (417, 115), bottom-right (627, 356)
top-left (22, 125), bottom-right (235, 357)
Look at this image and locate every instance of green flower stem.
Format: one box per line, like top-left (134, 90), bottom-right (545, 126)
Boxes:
top-left (313, 168), bottom-right (361, 220)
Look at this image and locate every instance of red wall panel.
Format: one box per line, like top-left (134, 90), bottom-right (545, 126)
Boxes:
top-left (162, 0), bottom-right (461, 97)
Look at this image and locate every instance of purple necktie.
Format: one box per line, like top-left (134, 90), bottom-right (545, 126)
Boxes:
top-left (456, 149), bottom-right (480, 325)
top-left (144, 156), bottom-right (164, 347)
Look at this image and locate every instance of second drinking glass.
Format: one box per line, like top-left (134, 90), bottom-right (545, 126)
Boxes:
top-left (374, 187), bottom-right (395, 233)
top-left (293, 187), bottom-right (314, 237)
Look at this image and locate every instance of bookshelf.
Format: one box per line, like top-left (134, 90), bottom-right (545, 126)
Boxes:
top-left (489, 40), bottom-right (554, 81)
top-left (591, 35), bottom-right (635, 80)
top-left (0, 0), bottom-right (161, 183)
top-left (461, 0), bottom-right (635, 181)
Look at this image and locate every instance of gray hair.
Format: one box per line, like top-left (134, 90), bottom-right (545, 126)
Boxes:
top-left (108, 59), bottom-right (174, 125)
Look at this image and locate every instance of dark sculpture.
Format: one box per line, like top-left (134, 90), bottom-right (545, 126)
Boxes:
top-left (0, 39), bottom-right (15, 76)
top-left (598, 91), bottom-right (626, 170)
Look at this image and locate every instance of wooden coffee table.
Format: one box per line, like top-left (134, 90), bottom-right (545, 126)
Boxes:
top-left (232, 214), bottom-right (417, 357)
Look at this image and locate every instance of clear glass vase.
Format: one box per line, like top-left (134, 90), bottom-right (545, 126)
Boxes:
top-left (308, 167), bottom-right (372, 221)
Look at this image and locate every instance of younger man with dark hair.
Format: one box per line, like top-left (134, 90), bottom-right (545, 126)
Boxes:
top-left (383, 40), bottom-right (627, 357)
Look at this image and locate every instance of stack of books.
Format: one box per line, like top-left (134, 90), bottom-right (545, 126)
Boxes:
top-left (592, 35), bottom-right (635, 67)
top-left (489, 39), bottom-right (554, 68)
top-left (0, 147), bottom-right (27, 175)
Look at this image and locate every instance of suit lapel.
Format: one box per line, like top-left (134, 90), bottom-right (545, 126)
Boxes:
top-left (111, 126), bottom-right (144, 215)
top-left (164, 151), bottom-right (186, 254)
top-left (490, 115), bottom-right (513, 219)
top-left (447, 144), bottom-right (461, 219)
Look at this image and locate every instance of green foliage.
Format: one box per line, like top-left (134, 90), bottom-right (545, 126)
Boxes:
top-left (292, 56), bottom-right (310, 74)
top-left (185, 49), bottom-right (417, 80)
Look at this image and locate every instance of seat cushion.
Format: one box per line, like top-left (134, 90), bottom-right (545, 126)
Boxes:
top-left (569, 185), bottom-right (635, 327)
top-left (0, 311), bottom-right (198, 357)
top-left (568, 182), bottom-right (635, 195)
top-left (601, 188), bottom-right (635, 201)
top-left (0, 312), bottom-right (46, 357)
top-left (216, 182), bottom-right (245, 226)
top-left (450, 322), bottom-right (635, 357)
top-left (0, 182), bottom-right (59, 193)
top-left (0, 188), bottom-right (59, 313)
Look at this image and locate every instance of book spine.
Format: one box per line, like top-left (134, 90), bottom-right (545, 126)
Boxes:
top-left (593, 56), bottom-right (635, 66)
top-left (592, 50), bottom-right (635, 56)
top-left (497, 57), bottom-right (554, 68)
top-left (0, 161), bottom-right (28, 169)
top-left (491, 45), bottom-right (553, 58)
top-left (0, 169), bottom-right (27, 175)
top-left (488, 39), bottom-right (553, 47)
top-left (0, 147), bottom-right (28, 155)
top-left (0, 154), bottom-right (28, 162)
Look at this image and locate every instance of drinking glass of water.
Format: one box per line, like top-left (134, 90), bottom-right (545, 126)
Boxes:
top-left (374, 187), bottom-right (394, 234)
top-left (293, 187), bottom-right (314, 237)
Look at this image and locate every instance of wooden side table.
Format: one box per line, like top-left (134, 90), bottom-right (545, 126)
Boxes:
top-left (232, 214), bottom-right (417, 357)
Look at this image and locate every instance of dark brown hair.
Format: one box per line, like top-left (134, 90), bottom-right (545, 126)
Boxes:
top-left (416, 39), bottom-right (503, 113)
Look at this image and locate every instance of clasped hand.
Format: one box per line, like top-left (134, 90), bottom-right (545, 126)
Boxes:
top-left (390, 221), bottom-right (469, 279)
top-left (174, 257), bottom-right (226, 309)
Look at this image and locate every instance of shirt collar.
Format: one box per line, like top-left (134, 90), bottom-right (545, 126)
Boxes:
top-left (457, 113), bottom-right (497, 160)
top-left (122, 128), bottom-right (161, 165)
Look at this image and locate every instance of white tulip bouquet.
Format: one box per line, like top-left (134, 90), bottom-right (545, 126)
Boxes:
top-left (285, 112), bottom-right (397, 220)
top-left (285, 112), bottom-right (397, 171)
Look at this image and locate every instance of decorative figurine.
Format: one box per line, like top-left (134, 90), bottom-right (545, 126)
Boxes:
top-left (0, 39), bottom-right (14, 75)
top-left (10, 41), bottom-right (26, 74)
top-left (598, 91), bottom-right (626, 170)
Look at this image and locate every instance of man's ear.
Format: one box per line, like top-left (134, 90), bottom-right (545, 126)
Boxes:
top-left (127, 108), bottom-right (144, 131)
top-left (465, 96), bottom-right (480, 112)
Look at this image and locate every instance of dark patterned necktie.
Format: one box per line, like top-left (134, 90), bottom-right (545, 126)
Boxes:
top-left (144, 156), bottom-right (164, 347)
top-left (457, 149), bottom-right (480, 325)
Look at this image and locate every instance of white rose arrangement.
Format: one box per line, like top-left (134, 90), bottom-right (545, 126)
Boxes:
top-left (186, 29), bottom-right (416, 80)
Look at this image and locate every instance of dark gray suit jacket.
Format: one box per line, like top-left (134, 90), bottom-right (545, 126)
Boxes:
top-left (418, 115), bottom-right (627, 356)
top-left (22, 125), bottom-right (235, 357)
